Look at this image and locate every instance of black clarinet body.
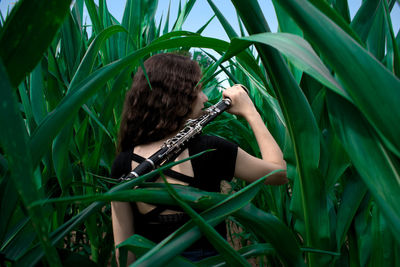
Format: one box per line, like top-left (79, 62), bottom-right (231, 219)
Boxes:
top-left (118, 98), bottom-right (232, 181)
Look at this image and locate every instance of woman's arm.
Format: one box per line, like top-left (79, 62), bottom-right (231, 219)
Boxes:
top-left (111, 201), bottom-right (136, 265)
top-left (222, 85), bottom-right (288, 185)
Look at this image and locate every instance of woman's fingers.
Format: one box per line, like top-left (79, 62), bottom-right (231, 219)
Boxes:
top-left (223, 84), bottom-right (255, 117)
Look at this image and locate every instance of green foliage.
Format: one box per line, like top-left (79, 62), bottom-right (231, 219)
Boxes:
top-left (0, 0), bottom-right (399, 266)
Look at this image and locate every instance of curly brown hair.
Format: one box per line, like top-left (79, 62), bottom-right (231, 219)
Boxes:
top-left (117, 53), bottom-right (202, 152)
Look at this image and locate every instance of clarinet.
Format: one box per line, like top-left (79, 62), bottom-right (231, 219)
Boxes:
top-left (118, 98), bottom-right (232, 181)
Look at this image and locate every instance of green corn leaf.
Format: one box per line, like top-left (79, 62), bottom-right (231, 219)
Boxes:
top-left (129, 176), bottom-right (268, 266)
top-left (0, 0), bottom-right (72, 87)
top-left (19, 151), bottom-right (211, 265)
top-left (272, 0), bottom-right (303, 84)
top-left (120, 0), bottom-right (141, 54)
top-left (307, 0), bottom-right (363, 45)
top-left (172, 0), bottom-right (196, 31)
top-left (206, 1), bottom-right (273, 98)
top-left (1, 216), bottom-right (36, 262)
top-left (160, 173), bottom-right (251, 267)
top-left (52, 122), bottom-right (74, 193)
top-left (196, 15), bottom-right (215, 34)
top-left (0, 175), bottom-right (19, 245)
top-left (273, 0), bottom-right (303, 36)
top-left (335, 170), bottom-right (367, 249)
top-left (61, 12), bottom-right (83, 78)
top-left (350, 0), bottom-right (380, 42)
top-left (331, 0), bottom-right (351, 24)
top-left (327, 91), bottom-right (400, 245)
top-left (382, 0), bottom-right (400, 77)
top-left (68, 25), bottom-right (127, 94)
top-left (162, 0), bottom-right (171, 35)
top-left (18, 83), bottom-right (36, 135)
top-left (0, 60), bottom-right (61, 266)
top-left (84, 0), bottom-right (103, 36)
top-left (276, 0), bottom-right (400, 158)
top-left (151, 30), bottom-right (200, 44)
top-left (30, 62), bottom-right (47, 125)
top-left (132, 170), bottom-right (302, 266)
top-left (82, 104), bottom-right (113, 140)
top-left (225, 33), bottom-right (350, 101)
top-left (118, 235), bottom-right (196, 267)
top-left (370, 205), bottom-right (399, 266)
top-left (230, 1), bottom-right (331, 265)
top-left (234, 204), bottom-right (305, 266)
top-left (29, 35), bottom-right (233, 168)
top-left (366, 1), bottom-right (386, 61)
top-left (207, 0), bottom-right (238, 39)
top-left (72, 0), bottom-right (84, 30)
top-left (196, 243), bottom-right (275, 266)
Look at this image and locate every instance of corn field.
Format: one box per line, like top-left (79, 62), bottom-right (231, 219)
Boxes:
top-left (0, 0), bottom-right (399, 266)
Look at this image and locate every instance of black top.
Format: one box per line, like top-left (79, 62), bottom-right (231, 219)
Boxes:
top-left (111, 134), bottom-right (238, 248)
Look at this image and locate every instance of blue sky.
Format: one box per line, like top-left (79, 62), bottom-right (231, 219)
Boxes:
top-left (1, 0), bottom-right (399, 41)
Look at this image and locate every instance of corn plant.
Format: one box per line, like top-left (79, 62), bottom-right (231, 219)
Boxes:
top-left (0, 0), bottom-right (399, 266)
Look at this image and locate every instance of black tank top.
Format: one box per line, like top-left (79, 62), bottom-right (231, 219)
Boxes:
top-left (111, 135), bottom-right (238, 248)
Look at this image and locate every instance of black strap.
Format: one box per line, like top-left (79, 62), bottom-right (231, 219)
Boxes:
top-left (131, 153), bottom-right (195, 185)
top-left (141, 205), bottom-right (187, 222)
top-left (142, 206), bottom-right (167, 220)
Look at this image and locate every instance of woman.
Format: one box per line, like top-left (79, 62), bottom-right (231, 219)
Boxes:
top-left (111, 52), bottom-right (287, 264)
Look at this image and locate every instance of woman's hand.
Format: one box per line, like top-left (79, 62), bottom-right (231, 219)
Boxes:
top-left (223, 84), bottom-right (288, 185)
top-left (222, 84), bottom-right (257, 118)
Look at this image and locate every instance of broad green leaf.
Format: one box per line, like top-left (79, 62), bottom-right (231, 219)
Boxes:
top-left (230, 1), bottom-right (330, 265)
top-left (335, 171), bottom-right (367, 249)
top-left (327, 91), bottom-right (400, 245)
top-left (159, 173), bottom-right (251, 267)
top-left (276, 0), bottom-right (400, 158)
top-left (68, 25), bottom-right (127, 94)
top-left (18, 83), bottom-right (36, 134)
top-left (331, 0), bottom-right (351, 24)
top-left (370, 205), bottom-right (399, 266)
top-left (0, 0), bottom-right (72, 87)
top-left (30, 62), bottom-right (47, 125)
top-left (131, 176), bottom-right (268, 266)
top-left (0, 60), bottom-right (61, 266)
top-left (29, 35), bottom-right (233, 168)
top-left (226, 33), bottom-right (350, 101)
top-left (350, 0), bottom-right (380, 42)
top-left (272, 0), bottom-right (304, 84)
top-left (19, 152), bottom-right (210, 266)
top-left (308, 0), bottom-right (363, 45)
top-left (206, 1), bottom-right (273, 98)
top-left (0, 175), bottom-right (19, 244)
top-left (61, 12), bottom-right (83, 78)
top-left (366, 1), bottom-right (386, 61)
top-left (196, 243), bottom-right (275, 266)
top-left (52, 122), bottom-right (74, 192)
top-left (118, 235), bottom-right (196, 267)
top-left (272, 0), bottom-right (302, 37)
top-left (234, 204), bottom-right (305, 266)
top-left (134, 170), bottom-right (301, 266)
top-left (84, 0), bottom-right (102, 35)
